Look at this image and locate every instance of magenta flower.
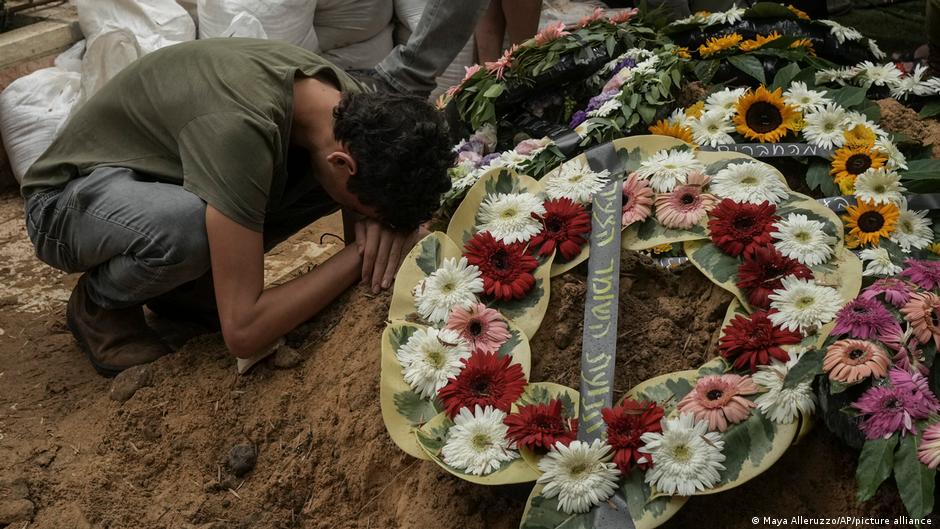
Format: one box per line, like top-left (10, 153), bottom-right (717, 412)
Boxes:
top-left (854, 386), bottom-right (919, 439)
top-left (901, 258), bottom-right (940, 290)
top-left (832, 297), bottom-right (901, 341)
top-left (892, 343), bottom-right (929, 375)
top-left (861, 278), bottom-right (913, 308)
top-left (889, 368), bottom-right (940, 414)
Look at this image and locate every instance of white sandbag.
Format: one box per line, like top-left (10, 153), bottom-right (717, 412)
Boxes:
top-left (75, 0), bottom-right (196, 54)
top-left (221, 12), bottom-right (269, 39)
top-left (54, 40), bottom-right (86, 74)
top-left (0, 67), bottom-right (81, 184)
top-left (78, 29), bottom-right (144, 107)
top-left (320, 22), bottom-right (394, 70)
top-left (540, 0), bottom-right (608, 27)
top-left (314, 0), bottom-right (392, 51)
top-left (198, 0), bottom-right (319, 51)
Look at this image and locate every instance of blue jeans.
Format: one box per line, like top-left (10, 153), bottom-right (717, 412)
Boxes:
top-left (25, 167), bottom-right (211, 310)
top-left (375, 0), bottom-right (489, 95)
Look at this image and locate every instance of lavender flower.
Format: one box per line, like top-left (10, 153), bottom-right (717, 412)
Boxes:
top-left (861, 278), bottom-right (913, 308)
top-left (832, 297), bottom-right (902, 341)
top-left (901, 259), bottom-right (940, 290)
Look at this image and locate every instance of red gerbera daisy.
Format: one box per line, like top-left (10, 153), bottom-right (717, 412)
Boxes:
top-left (602, 399), bottom-right (664, 473)
top-left (438, 351), bottom-right (527, 418)
top-left (719, 310), bottom-right (802, 372)
top-left (530, 198), bottom-right (591, 261)
top-left (504, 399), bottom-right (578, 451)
top-left (707, 199), bottom-right (779, 257)
top-left (464, 231), bottom-right (538, 301)
top-left (736, 245), bottom-right (813, 309)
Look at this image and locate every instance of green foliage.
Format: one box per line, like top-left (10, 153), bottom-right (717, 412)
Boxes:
top-left (415, 237), bottom-right (442, 276)
top-left (918, 100), bottom-right (940, 119)
top-left (693, 60), bottom-right (720, 84)
top-left (770, 62), bottom-right (801, 91)
top-left (717, 412), bottom-right (775, 486)
top-left (898, 158), bottom-right (940, 193)
top-left (520, 494), bottom-right (593, 529)
top-left (497, 329), bottom-right (523, 358)
top-left (783, 346), bottom-right (824, 388)
top-left (389, 325), bottom-right (418, 350)
top-left (855, 435), bottom-right (897, 502)
top-left (393, 391), bottom-right (442, 426)
top-left (688, 243), bottom-right (740, 283)
top-left (728, 55), bottom-right (766, 85)
top-left (894, 434), bottom-right (936, 519)
top-left (805, 159), bottom-right (840, 196)
top-left (824, 86), bottom-right (868, 110)
top-left (495, 278), bottom-right (545, 318)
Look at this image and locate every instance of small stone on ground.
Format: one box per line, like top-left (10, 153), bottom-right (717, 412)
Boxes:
top-left (109, 364), bottom-right (153, 403)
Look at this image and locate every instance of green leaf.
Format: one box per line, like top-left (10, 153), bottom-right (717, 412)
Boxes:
top-left (520, 494), bottom-right (593, 529)
top-left (622, 469), bottom-right (669, 519)
top-left (855, 435), bottom-right (898, 502)
top-left (393, 391), bottom-right (442, 426)
top-left (728, 55), bottom-right (767, 85)
top-left (824, 86), bottom-right (868, 109)
top-left (784, 347), bottom-right (824, 388)
top-left (718, 412), bottom-right (775, 484)
top-left (664, 378), bottom-right (694, 402)
top-left (689, 243), bottom-right (740, 283)
top-left (617, 147), bottom-right (645, 173)
top-left (919, 99), bottom-right (940, 118)
top-left (497, 329), bottom-right (523, 358)
top-left (771, 62), bottom-right (801, 91)
top-left (693, 60), bottom-right (720, 83)
top-left (805, 159), bottom-right (839, 196)
top-left (482, 83), bottom-right (505, 98)
top-left (894, 434), bottom-right (936, 519)
top-left (704, 159), bottom-right (736, 175)
top-left (494, 278), bottom-right (545, 319)
top-left (415, 419), bottom-right (452, 452)
top-left (415, 237), bottom-right (442, 276)
top-left (605, 34), bottom-right (616, 58)
top-left (637, 103), bottom-right (657, 124)
top-left (389, 325), bottom-right (418, 350)
top-left (483, 169), bottom-right (515, 195)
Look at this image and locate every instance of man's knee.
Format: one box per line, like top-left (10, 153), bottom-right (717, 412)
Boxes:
top-left (152, 193), bottom-right (211, 281)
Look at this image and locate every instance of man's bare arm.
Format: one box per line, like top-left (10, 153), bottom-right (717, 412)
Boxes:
top-left (206, 205), bottom-right (361, 358)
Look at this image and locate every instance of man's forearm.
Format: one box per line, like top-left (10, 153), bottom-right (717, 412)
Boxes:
top-left (227, 244), bottom-right (361, 357)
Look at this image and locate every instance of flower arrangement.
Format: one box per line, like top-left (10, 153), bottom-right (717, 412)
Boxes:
top-left (382, 136), bottom-right (864, 527)
top-left (786, 258), bottom-right (940, 520)
top-left (816, 61), bottom-right (940, 102)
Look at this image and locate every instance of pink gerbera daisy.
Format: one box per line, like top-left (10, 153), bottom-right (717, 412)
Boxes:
top-left (889, 368), bottom-right (940, 415)
top-left (608, 8), bottom-right (639, 24)
top-left (918, 422), bottom-right (940, 468)
top-left (654, 171), bottom-right (717, 229)
top-left (484, 45), bottom-right (518, 80)
top-left (578, 7), bottom-right (605, 27)
top-left (854, 385), bottom-right (919, 439)
top-left (832, 297), bottom-right (902, 341)
top-left (822, 339), bottom-right (891, 383)
top-left (893, 343), bottom-right (929, 375)
top-left (901, 291), bottom-right (940, 347)
top-left (621, 171), bottom-right (654, 226)
top-left (901, 258), bottom-right (940, 290)
top-left (445, 303), bottom-right (512, 354)
top-left (534, 21), bottom-right (569, 46)
top-left (677, 374), bottom-right (759, 432)
top-left (861, 277), bottom-right (913, 308)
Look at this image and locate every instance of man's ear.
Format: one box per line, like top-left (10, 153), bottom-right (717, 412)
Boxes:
top-left (326, 151), bottom-right (357, 178)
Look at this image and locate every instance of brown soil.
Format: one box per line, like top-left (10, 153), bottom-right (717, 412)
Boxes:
top-left (2, 185), bottom-right (931, 529)
top-left (878, 98), bottom-right (940, 158)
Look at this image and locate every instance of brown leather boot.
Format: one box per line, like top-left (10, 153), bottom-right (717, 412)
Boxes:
top-left (66, 275), bottom-right (172, 377)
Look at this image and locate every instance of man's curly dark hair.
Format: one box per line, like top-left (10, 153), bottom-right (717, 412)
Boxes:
top-left (333, 92), bottom-right (452, 230)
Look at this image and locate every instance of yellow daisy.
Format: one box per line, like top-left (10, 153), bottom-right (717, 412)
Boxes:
top-left (830, 143), bottom-right (887, 184)
top-left (698, 33), bottom-right (743, 58)
top-left (649, 119), bottom-right (695, 143)
top-left (789, 38), bottom-right (816, 56)
top-left (843, 124), bottom-right (876, 147)
top-left (787, 4), bottom-right (811, 20)
top-left (733, 86), bottom-right (800, 143)
top-left (739, 32), bottom-right (782, 52)
top-left (929, 242), bottom-right (940, 256)
top-left (674, 46), bottom-right (692, 59)
top-left (685, 101), bottom-right (705, 119)
top-left (842, 200), bottom-right (899, 246)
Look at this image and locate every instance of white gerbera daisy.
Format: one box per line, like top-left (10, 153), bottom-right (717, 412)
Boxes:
top-left (635, 149), bottom-right (705, 192)
top-left (815, 66), bottom-right (856, 85)
top-left (689, 109), bottom-right (735, 147)
top-left (706, 5), bottom-right (746, 25)
top-left (891, 208), bottom-right (934, 252)
top-left (782, 81), bottom-right (829, 112)
top-left (771, 213), bottom-right (836, 266)
top-left (634, 56), bottom-right (660, 76)
top-left (710, 161), bottom-right (789, 205)
top-left (397, 327), bottom-right (471, 398)
top-left (802, 103), bottom-right (850, 149)
top-left (853, 167), bottom-right (905, 205)
top-left (844, 111), bottom-right (888, 138)
top-left (588, 98), bottom-right (623, 118)
top-left (639, 413), bottom-right (725, 496)
top-left (819, 19), bottom-right (863, 43)
top-left (491, 150), bottom-right (531, 170)
top-left (442, 405), bottom-right (517, 476)
top-left (875, 137), bottom-right (908, 170)
top-left (859, 247), bottom-right (902, 277)
top-left (856, 61), bottom-right (902, 87)
top-left (669, 108), bottom-right (692, 127)
top-left (537, 439), bottom-right (620, 514)
top-left (544, 158), bottom-right (610, 204)
top-left (890, 64), bottom-right (928, 98)
top-left (753, 360), bottom-right (816, 424)
top-left (705, 87), bottom-right (747, 118)
top-left (477, 192), bottom-right (546, 244)
top-left (414, 257), bottom-right (484, 324)
top-left (768, 277), bottom-right (844, 333)
top-left (868, 39), bottom-right (886, 60)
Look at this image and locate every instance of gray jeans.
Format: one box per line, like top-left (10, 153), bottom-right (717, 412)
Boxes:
top-left (375, 0), bottom-right (489, 95)
top-left (25, 167), bottom-right (211, 310)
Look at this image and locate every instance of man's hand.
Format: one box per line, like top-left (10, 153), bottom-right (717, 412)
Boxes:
top-left (354, 218), bottom-right (427, 293)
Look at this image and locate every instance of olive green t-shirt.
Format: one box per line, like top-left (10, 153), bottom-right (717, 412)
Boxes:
top-left (22, 38), bottom-right (362, 232)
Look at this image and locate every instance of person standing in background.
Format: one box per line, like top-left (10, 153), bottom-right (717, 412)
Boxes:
top-left (474, 0), bottom-right (544, 63)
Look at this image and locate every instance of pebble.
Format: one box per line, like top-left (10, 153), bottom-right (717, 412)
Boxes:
top-left (272, 345), bottom-right (303, 369)
top-left (0, 499), bottom-right (34, 524)
top-left (109, 364), bottom-right (153, 403)
top-left (226, 444), bottom-right (257, 477)
top-left (553, 321), bottom-right (576, 349)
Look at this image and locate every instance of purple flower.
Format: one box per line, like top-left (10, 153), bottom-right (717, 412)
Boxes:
top-left (457, 150), bottom-right (483, 167)
top-left (901, 259), bottom-right (940, 290)
top-left (889, 368), bottom-right (940, 413)
top-left (569, 110), bottom-right (588, 128)
top-left (892, 344), bottom-right (929, 375)
top-left (854, 386), bottom-right (918, 439)
top-left (456, 138), bottom-right (486, 156)
top-left (861, 278), bottom-right (913, 308)
top-left (585, 90), bottom-right (619, 112)
top-left (613, 57), bottom-right (637, 73)
top-left (480, 152), bottom-right (501, 166)
top-left (832, 297), bottom-right (902, 341)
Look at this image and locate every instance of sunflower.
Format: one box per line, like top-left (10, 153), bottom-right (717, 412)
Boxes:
top-left (648, 119), bottom-right (694, 143)
top-left (698, 33), bottom-right (743, 58)
top-left (789, 38), bottom-right (816, 56)
top-left (830, 143), bottom-right (887, 191)
top-left (733, 86), bottom-right (800, 143)
top-left (686, 101), bottom-right (705, 119)
top-left (739, 32), bottom-right (782, 52)
top-left (787, 4), bottom-right (811, 20)
top-left (844, 124), bottom-right (877, 147)
top-left (842, 200), bottom-right (899, 246)
top-left (674, 46), bottom-right (691, 59)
